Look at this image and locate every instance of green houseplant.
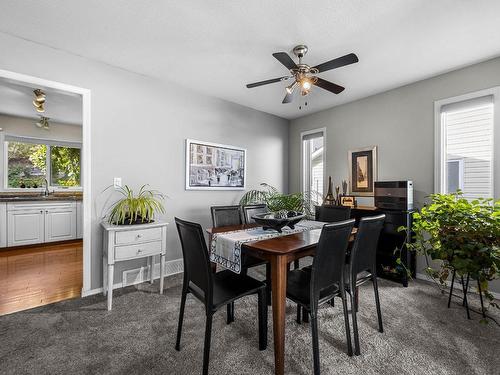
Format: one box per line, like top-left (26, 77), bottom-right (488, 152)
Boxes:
top-left (403, 191), bottom-right (500, 314)
top-left (108, 185), bottom-right (165, 225)
top-left (239, 183), bottom-right (319, 216)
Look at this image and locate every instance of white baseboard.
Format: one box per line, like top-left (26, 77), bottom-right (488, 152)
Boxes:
top-left (81, 258), bottom-right (184, 297)
top-left (415, 273), bottom-right (500, 300)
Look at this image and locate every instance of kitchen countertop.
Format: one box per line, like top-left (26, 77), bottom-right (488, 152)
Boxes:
top-left (0, 195), bottom-right (82, 202)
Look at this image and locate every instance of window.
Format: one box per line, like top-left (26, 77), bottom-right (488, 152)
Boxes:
top-left (5, 136), bottom-right (81, 189)
top-left (302, 129), bottom-right (325, 207)
top-left (437, 94), bottom-right (494, 200)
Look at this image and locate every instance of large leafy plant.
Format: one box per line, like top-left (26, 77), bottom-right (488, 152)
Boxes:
top-left (405, 191), bottom-right (500, 311)
top-left (108, 185), bottom-right (165, 225)
top-left (239, 183), bottom-right (318, 216)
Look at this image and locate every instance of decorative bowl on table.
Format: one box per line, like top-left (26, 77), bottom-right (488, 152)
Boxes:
top-left (252, 211), bottom-right (306, 233)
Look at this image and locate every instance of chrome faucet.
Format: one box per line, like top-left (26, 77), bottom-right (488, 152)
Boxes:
top-left (43, 178), bottom-right (50, 197)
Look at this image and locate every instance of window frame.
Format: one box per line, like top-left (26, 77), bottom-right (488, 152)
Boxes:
top-left (3, 134), bottom-right (82, 192)
top-left (434, 87), bottom-right (499, 197)
top-left (300, 127), bottom-right (326, 204)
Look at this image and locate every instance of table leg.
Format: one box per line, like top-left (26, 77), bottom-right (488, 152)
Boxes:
top-left (271, 255), bottom-right (288, 375)
top-left (150, 256), bottom-right (154, 284)
top-left (107, 264), bottom-right (114, 311)
top-left (160, 253), bottom-right (165, 294)
top-left (103, 257), bottom-right (108, 297)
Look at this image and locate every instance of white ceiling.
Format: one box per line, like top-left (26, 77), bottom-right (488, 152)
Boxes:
top-left (0, 78), bottom-right (82, 125)
top-left (1, 1), bottom-right (500, 120)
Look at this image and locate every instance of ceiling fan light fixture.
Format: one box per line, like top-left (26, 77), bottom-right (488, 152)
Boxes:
top-left (301, 78), bottom-right (312, 91)
top-left (35, 116), bottom-right (50, 130)
top-left (285, 81), bottom-right (297, 95)
top-left (33, 89), bottom-right (46, 113)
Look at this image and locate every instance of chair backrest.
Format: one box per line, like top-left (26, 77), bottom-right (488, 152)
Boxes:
top-left (242, 204), bottom-right (269, 224)
top-left (349, 214), bottom-right (386, 277)
top-left (210, 205), bottom-right (243, 228)
top-left (310, 219), bottom-right (356, 304)
top-left (175, 217), bottom-right (213, 302)
top-left (315, 205), bottom-right (352, 222)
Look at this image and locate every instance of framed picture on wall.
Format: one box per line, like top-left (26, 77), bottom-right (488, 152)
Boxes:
top-left (185, 139), bottom-right (246, 190)
top-left (348, 146), bottom-right (377, 196)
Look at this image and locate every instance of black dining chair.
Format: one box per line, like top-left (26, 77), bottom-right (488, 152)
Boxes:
top-left (242, 204), bottom-right (269, 224)
top-left (174, 217), bottom-right (267, 375)
top-left (210, 205), bottom-right (269, 321)
top-left (315, 205), bottom-right (351, 222)
top-left (347, 214), bottom-right (385, 355)
top-left (286, 219), bottom-right (356, 375)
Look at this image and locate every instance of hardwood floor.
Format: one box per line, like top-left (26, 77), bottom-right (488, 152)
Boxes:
top-left (0, 240), bottom-right (82, 316)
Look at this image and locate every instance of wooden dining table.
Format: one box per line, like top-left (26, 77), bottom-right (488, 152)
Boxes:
top-left (207, 223), bottom-right (357, 375)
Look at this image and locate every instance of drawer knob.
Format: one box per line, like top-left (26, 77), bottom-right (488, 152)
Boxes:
top-left (136, 234), bottom-right (143, 238)
top-left (137, 249), bottom-right (142, 253)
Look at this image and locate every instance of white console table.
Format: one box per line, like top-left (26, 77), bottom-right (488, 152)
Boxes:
top-left (101, 220), bottom-right (168, 310)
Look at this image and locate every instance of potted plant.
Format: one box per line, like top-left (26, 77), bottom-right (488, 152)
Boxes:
top-left (239, 183), bottom-right (318, 216)
top-left (108, 185), bottom-right (165, 225)
top-left (401, 191), bottom-right (500, 317)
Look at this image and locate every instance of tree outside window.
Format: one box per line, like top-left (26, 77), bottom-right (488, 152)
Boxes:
top-left (7, 140), bottom-right (81, 189)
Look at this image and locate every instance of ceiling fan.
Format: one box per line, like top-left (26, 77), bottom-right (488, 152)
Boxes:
top-left (246, 45), bottom-right (358, 104)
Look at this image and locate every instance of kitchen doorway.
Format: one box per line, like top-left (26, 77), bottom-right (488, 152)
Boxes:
top-left (0, 69), bottom-right (91, 315)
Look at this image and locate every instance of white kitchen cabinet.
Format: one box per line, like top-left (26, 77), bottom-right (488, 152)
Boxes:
top-left (0, 203), bottom-right (6, 247)
top-left (7, 207), bottom-right (45, 246)
top-left (44, 204), bottom-right (77, 243)
top-left (6, 201), bottom-right (78, 246)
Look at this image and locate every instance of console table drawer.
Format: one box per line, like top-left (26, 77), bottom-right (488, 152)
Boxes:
top-left (115, 241), bottom-right (162, 260)
top-left (115, 227), bottom-right (162, 245)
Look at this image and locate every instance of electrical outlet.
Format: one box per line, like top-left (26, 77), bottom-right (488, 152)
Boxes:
top-left (113, 177), bottom-right (122, 189)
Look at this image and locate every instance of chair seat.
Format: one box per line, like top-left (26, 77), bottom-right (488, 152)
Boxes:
top-left (212, 270), bottom-right (265, 309)
top-left (286, 269), bottom-right (340, 307)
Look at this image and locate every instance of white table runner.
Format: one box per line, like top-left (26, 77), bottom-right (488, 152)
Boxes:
top-left (209, 220), bottom-right (326, 273)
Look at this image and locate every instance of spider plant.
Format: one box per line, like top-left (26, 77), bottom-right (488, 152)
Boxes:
top-left (108, 185), bottom-right (165, 225)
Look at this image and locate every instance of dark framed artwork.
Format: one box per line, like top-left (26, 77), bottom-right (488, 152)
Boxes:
top-left (185, 139), bottom-right (246, 190)
top-left (348, 146), bottom-right (377, 196)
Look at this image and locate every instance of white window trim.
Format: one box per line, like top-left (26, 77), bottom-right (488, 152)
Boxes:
top-left (300, 127), bottom-right (326, 199)
top-left (3, 134), bottom-right (83, 192)
top-left (434, 87), bottom-right (499, 195)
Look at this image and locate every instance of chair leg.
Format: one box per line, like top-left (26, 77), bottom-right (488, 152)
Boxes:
top-left (296, 304), bottom-right (302, 324)
top-left (340, 289), bottom-right (353, 357)
top-left (354, 287), bottom-right (359, 313)
top-left (226, 302), bottom-right (234, 324)
top-left (303, 306), bottom-right (309, 323)
top-left (447, 268), bottom-right (456, 308)
top-left (175, 286), bottom-right (188, 351)
top-left (257, 289), bottom-right (268, 350)
top-left (372, 276), bottom-right (384, 333)
top-left (202, 313), bottom-right (213, 375)
top-left (310, 313), bottom-right (321, 375)
top-left (266, 263), bottom-right (272, 306)
top-left (350, 288), bottom-right (360, 356)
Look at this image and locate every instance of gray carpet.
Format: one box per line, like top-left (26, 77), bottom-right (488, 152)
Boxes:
top-left (0, 268), bottom-right (499, 375)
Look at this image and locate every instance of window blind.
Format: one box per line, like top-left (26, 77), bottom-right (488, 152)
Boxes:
top-left (441, 95), bottom-right (494, 199)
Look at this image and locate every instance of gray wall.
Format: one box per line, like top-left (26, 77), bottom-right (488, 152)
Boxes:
top-left (289, 57), bottom-right (500, 293)
top-left (0, 33), bottom-right (288, 291)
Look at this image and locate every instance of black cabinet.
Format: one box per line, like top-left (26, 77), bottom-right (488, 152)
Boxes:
top-left (350, 206), bottom-right (415, 287)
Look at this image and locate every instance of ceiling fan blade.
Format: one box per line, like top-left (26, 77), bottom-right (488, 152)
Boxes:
top-left (314, 77), bottom-right (345, 94)
top-left (246, 76), bottom-right (289, 88)
top-left (312, 53), bottom-right (359, 73)
top-left (272, 52), bottom-right (298, 70)
top-left (282, 91), bottom-right (294, 104)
